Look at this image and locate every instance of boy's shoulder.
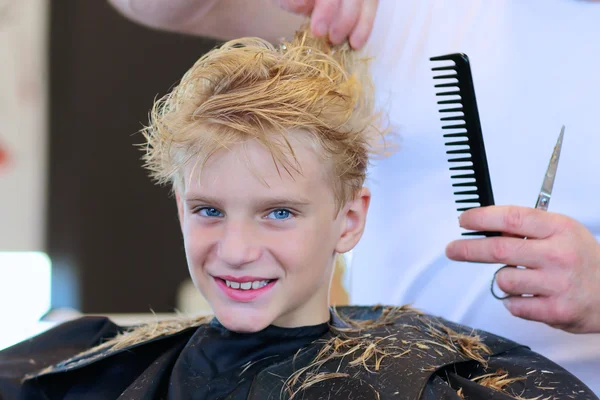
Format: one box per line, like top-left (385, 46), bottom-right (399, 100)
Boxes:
top-left (0, 314), bottom-right (204, 398)
top-left (254, 305), bottom-right (597, 399)
top-left (25, 314), bottom-right (208, 377)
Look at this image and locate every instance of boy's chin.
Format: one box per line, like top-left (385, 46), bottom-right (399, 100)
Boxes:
top-left (213, 305), bottom-right (275, 333)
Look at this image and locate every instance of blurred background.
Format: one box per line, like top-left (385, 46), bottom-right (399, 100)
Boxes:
top-left (0, 0), bottom-right (221, 349)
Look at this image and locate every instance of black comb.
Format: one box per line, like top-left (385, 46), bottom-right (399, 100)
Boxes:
top-left (430, 53), bottom-right (500, 237)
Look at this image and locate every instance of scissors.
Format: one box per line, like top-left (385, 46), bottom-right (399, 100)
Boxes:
top-left (491, 125), bottom-right (565, 300)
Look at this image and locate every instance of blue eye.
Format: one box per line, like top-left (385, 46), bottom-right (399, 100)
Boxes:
top-left (267, 209), bottom-right (292, 220)
top-left (198, 207), bottom-right (223, 217)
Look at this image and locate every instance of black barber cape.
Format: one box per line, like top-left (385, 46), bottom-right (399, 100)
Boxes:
top-left (0, 306), bottom-right (597, 399)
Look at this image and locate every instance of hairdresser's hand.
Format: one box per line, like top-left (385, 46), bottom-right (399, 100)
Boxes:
top-left (445, 205), bottom-right (600, 334)
top-left (276, 0), bottom-right (378, 49)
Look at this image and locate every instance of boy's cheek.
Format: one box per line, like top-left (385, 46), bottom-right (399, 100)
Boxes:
top-left (183, 237), bottom-right (213, 274)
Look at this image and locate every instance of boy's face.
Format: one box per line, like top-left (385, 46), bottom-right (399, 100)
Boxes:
top-left (176, 131), bottom-right (369, 332)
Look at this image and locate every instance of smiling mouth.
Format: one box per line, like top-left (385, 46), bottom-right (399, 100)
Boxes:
top-left (214, 277), bottom-right (278, 302)
top-left (216, 278), bottom-right (277, 291)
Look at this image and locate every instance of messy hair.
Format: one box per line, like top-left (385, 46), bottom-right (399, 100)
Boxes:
top-left (142, 24), bottom-right (391, 210)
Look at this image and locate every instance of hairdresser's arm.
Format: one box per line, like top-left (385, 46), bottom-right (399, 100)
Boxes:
top-left (107, 0), bottom-right (377, 49)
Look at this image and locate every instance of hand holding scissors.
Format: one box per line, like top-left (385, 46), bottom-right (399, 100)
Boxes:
top-left (490, 126), bottom-right (565, 300)
top-left (446, 126), bottom-right (600, 333)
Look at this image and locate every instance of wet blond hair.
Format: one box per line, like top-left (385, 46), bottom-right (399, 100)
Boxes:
top-left (141, 24), bottom-right (390, 210)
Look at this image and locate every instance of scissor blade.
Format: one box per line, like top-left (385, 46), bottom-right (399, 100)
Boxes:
top-left (540, 125), bottom-right (565, 196)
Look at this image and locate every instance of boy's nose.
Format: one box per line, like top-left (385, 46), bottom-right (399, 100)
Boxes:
top-left (217, 222), bottom-right (262, 267)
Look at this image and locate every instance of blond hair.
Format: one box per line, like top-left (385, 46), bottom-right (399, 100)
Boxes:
top-left (141, 25), bottom-right (390, 210)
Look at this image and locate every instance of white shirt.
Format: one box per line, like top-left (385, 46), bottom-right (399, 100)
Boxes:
top-left (351, 0), bottom-right (600, 392)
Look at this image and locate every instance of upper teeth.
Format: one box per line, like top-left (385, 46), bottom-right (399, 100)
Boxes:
top-left (226, 280), bottom-right (270, 290)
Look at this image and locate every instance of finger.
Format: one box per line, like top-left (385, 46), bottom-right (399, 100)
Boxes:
top-left (275, 0), bottom-right (316, 15)
top-left (503, 296), bottom-right (580, 332)
top-left (459, 205), bottom-right (567, 239)
top-left (495, 267), bottom-right (553, 296)
top-left (328, 0), bottom-right (361, 45)
top-left (349, 0), bottom-right (378, 49)
top-left (310, 0), bottom-right (341, 37)
top-left (446, 236), bottom-right (547, 268)
top-left (503, 296), bottom-right (553, 324)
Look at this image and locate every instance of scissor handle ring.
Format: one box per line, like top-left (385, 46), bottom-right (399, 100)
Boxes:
top-left (491, 265), bottom-right (515, 300)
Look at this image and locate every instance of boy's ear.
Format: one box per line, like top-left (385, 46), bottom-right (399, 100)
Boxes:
top-left (175, 190), bottom-right (185, 231)
top-left (335, 187), bottom-right (371, 254)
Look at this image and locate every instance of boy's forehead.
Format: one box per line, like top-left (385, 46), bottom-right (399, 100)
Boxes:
top-left (183, 132), bottom-right (331, 196)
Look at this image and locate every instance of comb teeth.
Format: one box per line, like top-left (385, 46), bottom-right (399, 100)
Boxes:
top-left (436, 91), bottom-right (461, 97)
top-left (441, 116), bottom-right (465, 122)
top-left (434, 75), bottom-right (459, 81)
top-left (437, 99), bottom-right (462, 105)
top-left (431, 65), bottom-right (457, 71)
top-left (449, 165), bottom-right (474, 171)
top-left (440, 107), bottom-right (464, 113)
top-left (451, 173), bottom-right (475, 179)
top-left (443, 132), bottom-right (468, 139)
top-left (431, 53), bottom-right (500, 237)
top-left (454, 190), bottom-right (478, 195)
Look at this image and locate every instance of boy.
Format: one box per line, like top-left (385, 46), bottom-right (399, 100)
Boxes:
top-left (0, 27), bottom-right (596, 399)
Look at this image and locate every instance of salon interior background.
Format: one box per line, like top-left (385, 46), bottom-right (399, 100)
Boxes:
top-left (0, 1), bottom-right (219, 348)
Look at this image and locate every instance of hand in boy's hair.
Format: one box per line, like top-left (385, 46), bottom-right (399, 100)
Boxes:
top-left (107, 0), bottom-right (379, 50)
top-left (275, 0), bottom-right (379, 49)
top-left (446, 205), bottom-right (600, 334)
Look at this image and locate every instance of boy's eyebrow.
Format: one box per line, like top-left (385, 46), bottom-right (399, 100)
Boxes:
top-left (184, 195), bottom-right (312, 208)
top-left (253, 197), bottom-right (312, 209)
